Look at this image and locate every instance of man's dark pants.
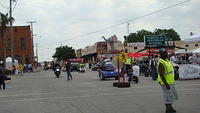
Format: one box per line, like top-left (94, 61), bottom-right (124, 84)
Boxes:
top-left (0, 80), bottom-right (5, 89)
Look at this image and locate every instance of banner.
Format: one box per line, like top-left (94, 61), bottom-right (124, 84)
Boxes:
top-left (179, 64), bottom-right (200, 79)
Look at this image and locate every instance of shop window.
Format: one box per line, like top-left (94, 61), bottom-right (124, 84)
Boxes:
top-left (20, 38), bottom-right (26, 49)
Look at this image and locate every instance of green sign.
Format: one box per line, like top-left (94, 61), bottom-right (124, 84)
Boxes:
top-left (144, 36), bottom-right (165, 46)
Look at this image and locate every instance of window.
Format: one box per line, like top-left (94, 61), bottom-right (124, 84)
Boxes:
top-left (20, 38), bottom-right (26, 49)
top-left (195, 44), bottom-right (198, 46)
top-left (185, 45), bottom-right (189, 47)
top-left (134, 47), bottom-right (138, 49)
top-left (7, 39), bottom-right (11, 49)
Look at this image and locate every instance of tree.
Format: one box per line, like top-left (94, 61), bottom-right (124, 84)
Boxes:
top-left (127, 29), bottom-right (153, 42)
top-left (52, 45), bottom-right (76, 61)
top-left (127, 28), bottom-right (181, 43)
top-left (0, 12), bottom-right (15, 66)
top-left (153, 28), bottom-right (181, 41)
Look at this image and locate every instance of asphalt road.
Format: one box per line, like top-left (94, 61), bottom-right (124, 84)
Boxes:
top-left (0, 70), bottom-right (200, 113)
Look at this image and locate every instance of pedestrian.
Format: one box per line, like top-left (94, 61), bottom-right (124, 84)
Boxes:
top-left (0, 63), bottom-right (6, 90)
top-left (157, 48), bottom-right (178, 113)
top-left (17, 64), bottom-right (24, 76)
top-left (130, 62), bottom-right (140, 83)
top-left (149, 55), bottom-right (158, 80)
top-left (65, 62), bottom-right (73, 80)
top-left (125, 58), bottom-right (132, 75)
top-left (12, 66), bottom-right (16, 75)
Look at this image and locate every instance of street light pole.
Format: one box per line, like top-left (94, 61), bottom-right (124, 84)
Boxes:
top-left (27, 21), bottom-right (36, 63)
top-left (35, 43), bottom-right (39, 63)
top-left (10, 0), bottom-right (15, 67)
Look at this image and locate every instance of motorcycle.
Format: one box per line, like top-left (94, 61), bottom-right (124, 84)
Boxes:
top-left (54, 66), bottom-right (61, 78)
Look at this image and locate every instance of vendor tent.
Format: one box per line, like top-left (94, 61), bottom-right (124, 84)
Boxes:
top-left (184, 32), bottom-right (200, 42)
top-left (6, 57), bottom-right (19, 70)
top-left (175, 49), bottom-right (188, 54)
top-left (191, 48), bottom-right (200, 53)
top-left (127, 53), bottom-right (149, 58)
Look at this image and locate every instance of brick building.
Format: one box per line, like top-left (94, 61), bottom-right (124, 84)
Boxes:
top-left (0, 26), bottom-right (34, 64)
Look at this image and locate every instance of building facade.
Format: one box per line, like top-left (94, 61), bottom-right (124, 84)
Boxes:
top-left (76, 38), bottom-right (200, 63)
top-left (0, 26), bottom-right (34, 64)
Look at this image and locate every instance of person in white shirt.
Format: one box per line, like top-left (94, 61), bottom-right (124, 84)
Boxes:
top-left (132, 63), bottom-right (140, 77)
top-left (170, 54), bottom-right (177, 63)
top-left (129, 63), bottom-right (140, 83)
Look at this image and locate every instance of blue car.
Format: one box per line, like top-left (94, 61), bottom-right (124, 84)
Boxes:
top-left (99, 70), bottom-right (118, 80)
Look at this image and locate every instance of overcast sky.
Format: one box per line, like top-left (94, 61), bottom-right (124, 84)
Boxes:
top-left (0, 0), bottom-right (199, 61)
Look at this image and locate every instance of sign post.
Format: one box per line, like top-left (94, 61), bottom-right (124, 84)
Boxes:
top-left (113, 52), bottom-right (130, 88)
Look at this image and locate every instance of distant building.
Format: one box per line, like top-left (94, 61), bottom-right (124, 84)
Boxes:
top-left (76, 38), bottom-right (200, 63)
top-left (0, 26), bottom-right (34, 64)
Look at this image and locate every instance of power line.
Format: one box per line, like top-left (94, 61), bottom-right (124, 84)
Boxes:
top-left (44, 0), bottom-right (191, 46)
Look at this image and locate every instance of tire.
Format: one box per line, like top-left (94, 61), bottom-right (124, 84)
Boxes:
top-left (55, 72), bottom-right (60, 78)
top-left (115, 76), bottom-right (118, 80)
top-left (113, 82), bottom-right (130, 88)
top-left (135, 79), bottom-right (139, 83)
top-left (128, 77), bottom-right (131, 83)
top-left (99, 73), bottom-right (105, 80)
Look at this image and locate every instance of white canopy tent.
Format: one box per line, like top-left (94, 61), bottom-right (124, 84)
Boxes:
top-left (175, 49), bottom-right (189, 54)
top-left (184, 32), bottom-right (200, 42)
top-left (191, 48), bottom-right (200, 53)
top-left (6, 57), bottom-right (19, 70)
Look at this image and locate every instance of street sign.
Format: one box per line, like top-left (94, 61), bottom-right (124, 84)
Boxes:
top-left (116, 52), bottom-right (128, 63)
top-left (144, 35), bottom-right (165, 46)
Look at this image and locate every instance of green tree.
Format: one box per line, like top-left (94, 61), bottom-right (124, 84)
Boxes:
top-left (52, 45), bottom-right (76, 61)
top-left (127, 28), bottom-right (181, 43)
top-left (127, 29), bottom-right (153, 42)
top-left (0, 12), bottom-right (15, 66)
top-left (153, 28), bottom-right (181, 41)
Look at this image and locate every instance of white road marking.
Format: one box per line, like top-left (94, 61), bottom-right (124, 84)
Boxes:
top-left (0, 88), bottom-right (199, 103)
top-left (0, 83), bottom-right (199, 98)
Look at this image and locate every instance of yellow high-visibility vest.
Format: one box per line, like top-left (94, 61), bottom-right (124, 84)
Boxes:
top-left (157, 59), bottom-right (175, 85)
top-left (125, 58), bottom-right (131, 65)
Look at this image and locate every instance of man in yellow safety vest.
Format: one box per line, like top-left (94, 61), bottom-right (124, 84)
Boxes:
top-left (157, 48), bottom-right (178, 113)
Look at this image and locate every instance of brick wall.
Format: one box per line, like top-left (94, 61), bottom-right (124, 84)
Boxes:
top-left (0, 26), bottom-right (34, 64)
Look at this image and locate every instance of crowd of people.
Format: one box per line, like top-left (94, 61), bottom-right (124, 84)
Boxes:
top-left (11, 63), bottom-right (41, 76)
top-left (170, 53), bottom-right (200, 64)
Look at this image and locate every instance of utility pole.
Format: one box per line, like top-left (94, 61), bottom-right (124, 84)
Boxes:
top-left (125, 23), bottom-right (130, 53)
top-left (27, 21), bottom-right (36, 63)
top-left (127, 23), bottom-right (130, 36)
top-left (35, 43), bottom-right (39, 63)
top-left (10, 0), bottom-right (16, 67)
